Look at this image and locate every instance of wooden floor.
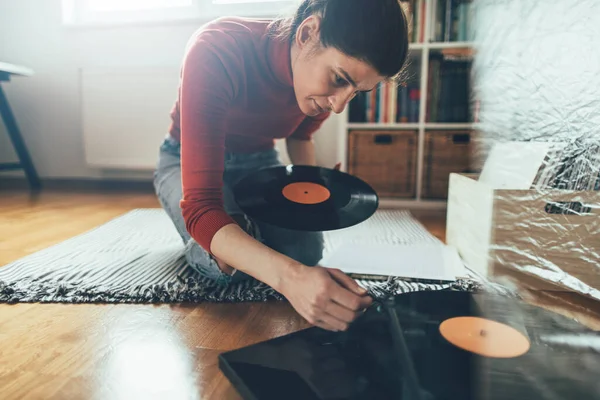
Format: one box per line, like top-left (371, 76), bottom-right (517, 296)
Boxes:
top-left (1, 189), bottom-right (598, 400)
top-left (0, 189), bottom-right (446, 400)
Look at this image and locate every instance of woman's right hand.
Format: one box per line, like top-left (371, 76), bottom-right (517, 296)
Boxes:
top-left (209, 223), bottom-right (372, 331)
top-left (279, 264), bottom-right (373, 332)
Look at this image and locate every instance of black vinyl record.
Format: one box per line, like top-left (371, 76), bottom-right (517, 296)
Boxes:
top-left (233, 165), bottom-right (379, 231)
top-left (219, 290), bottom-right (600, 400)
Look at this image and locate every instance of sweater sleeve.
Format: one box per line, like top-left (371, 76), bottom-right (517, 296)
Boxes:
top-left (179, 30), bottom-right (242, 253)
top-left (289, 111), bottom-right (331, 141)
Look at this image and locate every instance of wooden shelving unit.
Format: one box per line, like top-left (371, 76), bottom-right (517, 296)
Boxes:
top-left (337, 0), bottom-right (475, 209)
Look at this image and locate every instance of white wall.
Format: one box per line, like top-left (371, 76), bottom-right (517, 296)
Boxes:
top-left (0, 0), bottom-right (341, 180)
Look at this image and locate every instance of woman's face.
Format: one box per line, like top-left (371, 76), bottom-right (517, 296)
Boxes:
top-left (290, 17), bottom-right (385, 117)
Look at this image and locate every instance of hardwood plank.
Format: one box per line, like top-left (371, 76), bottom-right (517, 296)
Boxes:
top-left (0, 189), bottom-right (316, 399)
top-left (1, 189), bottom-right (596, 400)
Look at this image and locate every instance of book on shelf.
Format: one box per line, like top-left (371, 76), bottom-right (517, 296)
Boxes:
top-left (430, 0), bottom-right (473, 43)
top-left (426, 51), bottom-right (472, 123)
top-left (400, 0), bottom-right (427, 43)
top-left (402, 0), bottom-right (473, 45)
top-left (348, 81), bottom-right (420, 124)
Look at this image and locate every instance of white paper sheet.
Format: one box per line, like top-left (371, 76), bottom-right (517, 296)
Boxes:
top-left (478, 141), bottom-right (551, 189)
top-left (321, 243), bottom-right (466, 281)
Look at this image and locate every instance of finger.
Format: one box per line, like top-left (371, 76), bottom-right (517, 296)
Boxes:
top-left (313, 320), bottom-right (339, 332)
top-left (303, 310), bottom-right (339, 331)
top-left (324, 300), bottom-right (360, 324)
top-left (329, 284), bottom-right (372, 312)
top-left (328, 268), bottom-right (368, 296)
top-left (315, 313), bottom-right (349, 332)
top-left (333, 162), bottom-right (341, 170)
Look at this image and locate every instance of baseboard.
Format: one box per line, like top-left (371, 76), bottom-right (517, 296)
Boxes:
top-left (0, 177), bottom-right (155, 193)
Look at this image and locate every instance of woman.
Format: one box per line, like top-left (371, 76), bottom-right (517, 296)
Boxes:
top-left (154, 0), bottom-right (409, 332)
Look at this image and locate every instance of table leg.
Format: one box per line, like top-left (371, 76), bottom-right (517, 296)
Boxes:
top-left (0, 83), bottom-right (41, 191)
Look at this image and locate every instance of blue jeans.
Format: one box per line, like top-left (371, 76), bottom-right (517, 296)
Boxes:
top-left (153, 136), bottom-right (324, 285)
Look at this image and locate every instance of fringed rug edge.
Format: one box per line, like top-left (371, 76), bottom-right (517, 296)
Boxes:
top-left (0, 277), bottom-right (495, 305)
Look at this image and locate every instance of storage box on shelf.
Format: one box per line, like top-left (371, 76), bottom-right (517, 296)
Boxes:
top-left (446, 173), bottom-right (600, 301)
top-left (348, 130), bottom-right (417, 198)
top-left (422, 130), bottom-right (474, 199)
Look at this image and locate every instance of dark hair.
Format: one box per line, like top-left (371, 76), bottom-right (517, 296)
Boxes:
top-left (270, 0), bottom-right (409, 79)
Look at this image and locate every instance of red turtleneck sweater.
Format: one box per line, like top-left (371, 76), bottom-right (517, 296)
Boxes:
top-left (168, 17), bottom-right (329, 253)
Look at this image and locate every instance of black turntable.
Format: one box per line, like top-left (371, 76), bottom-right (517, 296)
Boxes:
top-left (219, 290), bottom-right (600, 400)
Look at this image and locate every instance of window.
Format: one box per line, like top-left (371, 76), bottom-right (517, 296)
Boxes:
top-left (62, 0), bottom-right (295, 26)
top-left (88, 0), bottom-right (193, 12)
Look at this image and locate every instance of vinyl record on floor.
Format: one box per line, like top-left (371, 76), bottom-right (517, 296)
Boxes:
top-left (233, 165), bottom-right (379, 231)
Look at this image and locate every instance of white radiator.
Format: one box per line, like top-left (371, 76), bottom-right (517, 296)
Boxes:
top-left (81, 66), bottom-right (298, 170)
top-left (81, 66), bottom-right (180, 170)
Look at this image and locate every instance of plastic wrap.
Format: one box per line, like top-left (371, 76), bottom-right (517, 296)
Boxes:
top-left (450, 0), bottom-right (600, 305)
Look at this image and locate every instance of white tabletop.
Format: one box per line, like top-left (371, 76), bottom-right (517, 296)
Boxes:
top-left (0, 62), bottom-right (34, 77)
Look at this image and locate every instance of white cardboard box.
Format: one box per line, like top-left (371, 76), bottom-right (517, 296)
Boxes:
top-left (446, 173), bottom-right (600, 301)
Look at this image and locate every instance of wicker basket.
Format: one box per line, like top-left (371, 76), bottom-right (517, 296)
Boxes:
top-left (422, 130), bottom-right (473, 199)
top-left (348, 130), bottom-right (417, 198)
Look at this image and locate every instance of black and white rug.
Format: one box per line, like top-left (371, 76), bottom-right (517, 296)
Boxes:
top-left (0, 209), bottom-right (483, 304)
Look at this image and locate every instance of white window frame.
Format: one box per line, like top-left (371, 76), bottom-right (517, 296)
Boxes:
top-left (62, 0), bottom-right (295, 27)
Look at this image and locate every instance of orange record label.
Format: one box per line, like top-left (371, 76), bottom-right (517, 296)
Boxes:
top-left (439, 316), bottom-right (530, 358)
top-left (282, 182), bottom-right (331, 204)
